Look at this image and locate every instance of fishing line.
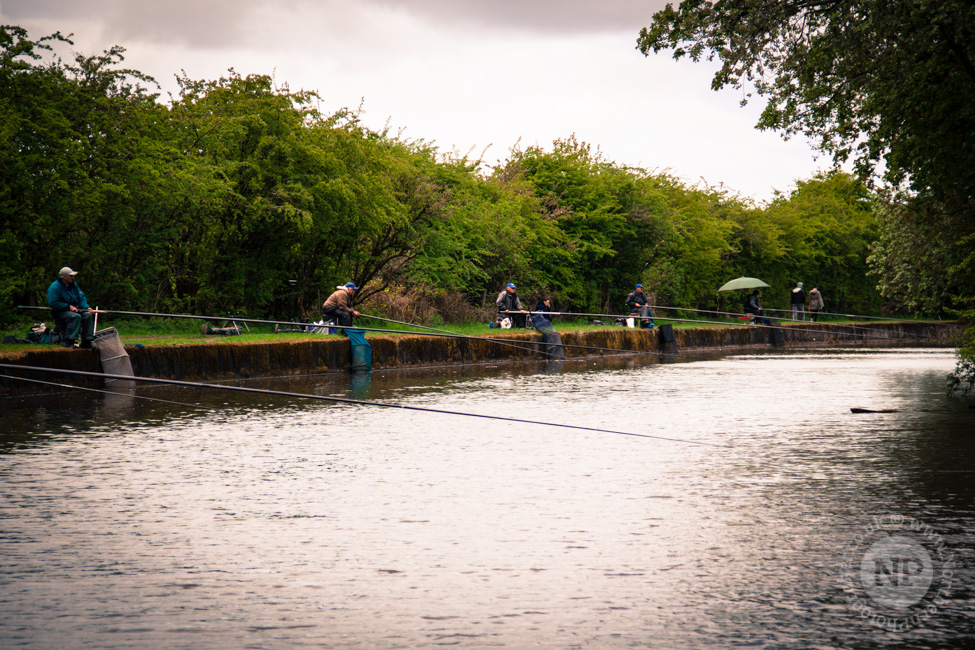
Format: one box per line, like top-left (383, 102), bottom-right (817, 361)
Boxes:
top-left (756, 306), bottom-right (937, 322)
top-left (2, 374), bottom-right (214, 409)
top-left (18, 305), bottom-right (665, 359)
top-left (17, 305), bottom-right (937, 362)
top-left (0, 363), bottom-right (727, 448)
top-left (603, 303), bottom-right (942, 338)
top-left (18, 306), bottom-right (561, 357)
top-left (359, 313), bottom-right (661, 357)
top-left (536, 309), bottom-right (935, 343)
top-left (648, 304), bottom-right (935, 341)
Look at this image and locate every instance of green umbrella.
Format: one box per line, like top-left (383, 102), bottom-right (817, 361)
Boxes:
top-left (717, 276), bottom-right (770, 292)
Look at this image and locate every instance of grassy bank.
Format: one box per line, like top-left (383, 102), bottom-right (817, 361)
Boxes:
top-left (0, 312), bottom-right (925, 355)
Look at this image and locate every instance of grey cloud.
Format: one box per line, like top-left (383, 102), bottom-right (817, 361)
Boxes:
top-left (3, 0), bottom-right (675, 49)
top-left (3, 0), bottom-right (280, 48)
top-left (362, 0), bottom-right (672, 33)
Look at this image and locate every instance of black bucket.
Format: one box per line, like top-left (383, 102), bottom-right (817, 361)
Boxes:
top-left (658, 323), bottom-right (678, 353)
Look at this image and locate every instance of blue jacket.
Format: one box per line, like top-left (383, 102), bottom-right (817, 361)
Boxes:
top-left (532, 301), bottom-right (554, 329)
top-left (47, 279), bottom-right (90, 313)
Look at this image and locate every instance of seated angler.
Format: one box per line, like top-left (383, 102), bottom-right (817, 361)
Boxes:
top-left (496, 283), bottom-right (528, 328)
top-left (47, 266), bottom-right (95, 348)
top-left (625, 283), bottom-right (655, 328)
top-left (744, 289), bottom-right (770, 326)
top-left (532, 297), bottom-right (555, 330)
top-left (322, 282), bottom-right (360, 328)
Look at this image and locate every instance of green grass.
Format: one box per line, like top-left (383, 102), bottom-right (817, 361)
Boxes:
top-left (0, 312), bottom-right (933, 354)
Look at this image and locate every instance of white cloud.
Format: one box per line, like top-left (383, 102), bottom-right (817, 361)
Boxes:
top-left (1, 0), bottom-right (827, 201)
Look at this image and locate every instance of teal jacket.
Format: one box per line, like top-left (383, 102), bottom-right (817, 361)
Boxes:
top-left (47, 278), bottom-right (90, 313)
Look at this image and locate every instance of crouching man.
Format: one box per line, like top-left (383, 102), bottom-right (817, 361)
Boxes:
top-left (322, 282), bottom-right (360, 328)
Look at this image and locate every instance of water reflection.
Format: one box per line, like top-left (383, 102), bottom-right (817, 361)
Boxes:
top-left (0, 349), bottom-right (972, 649)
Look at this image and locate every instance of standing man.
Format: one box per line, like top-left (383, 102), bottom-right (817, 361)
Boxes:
top-left (496, 283), bottom-right (527, 328)
top-left (626, 283), bottom-right (656, 328)
top-left (47, 266), bottom-right (95, 348)
top-left (808, 284), bottom-right (824, 321)
top-left (790, 281), bottom-right (806, 321)
top-left (322, 282), bottom-right (360, 328)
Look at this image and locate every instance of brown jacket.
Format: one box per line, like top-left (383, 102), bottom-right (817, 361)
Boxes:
top-left (323, 288), bottom-right (354, 313)
top-left (808, 288), bottom-right (824, 310)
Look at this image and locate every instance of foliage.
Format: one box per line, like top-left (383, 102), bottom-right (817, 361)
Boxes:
top-left (638, 0), bottom-right (975, 384)
top-left (637, 0), bottom-right (975, 200)
top-left (761, 171), bottom-right (879, 313)
top-left (1, 25), bottom-right (887, 329)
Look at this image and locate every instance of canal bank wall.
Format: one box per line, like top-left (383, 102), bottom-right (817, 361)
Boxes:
top-left (0, 320), bottom-right (959, 396)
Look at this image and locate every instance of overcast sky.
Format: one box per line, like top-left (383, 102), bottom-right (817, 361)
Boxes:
top-left (2, 0), bottom-right (829, 202)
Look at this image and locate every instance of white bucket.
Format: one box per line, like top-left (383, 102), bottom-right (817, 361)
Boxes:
top-left (626, 318), bottom-right (636, 328)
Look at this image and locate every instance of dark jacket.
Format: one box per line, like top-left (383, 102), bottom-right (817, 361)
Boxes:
top-left (496, 290), bottom-right (523, 312)
top-left (47, 279), bottom-right (90, 314)
top-left (533, 300), bottom-right (553, 328)
top-left (744, 294), bottom-right (762, 314)
top-left (791, 287), bottom-right (806, 305)
top-left (626, 290), bottom-right (649, 311)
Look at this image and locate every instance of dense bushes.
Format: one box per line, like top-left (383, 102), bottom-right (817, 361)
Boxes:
top-left (2, 26), bottom-right (888, 326)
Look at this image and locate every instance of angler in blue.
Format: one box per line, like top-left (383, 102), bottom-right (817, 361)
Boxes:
top-left (46, 266), bottom-right (95, 348)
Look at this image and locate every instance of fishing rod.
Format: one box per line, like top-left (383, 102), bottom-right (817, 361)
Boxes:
top-left (20, 305), bottom-right (675, 361)
top-left (756, 305), bottom-right (936, 322)
top-left (11, 305), bottom-right (706, 364)
top-left (531, 308), bottom-right (926, 343)
top-left (3, 374), bottom-right (214, 409)
top-left (537, 303), bottom-right (945, 344)
top-left (17, 304), bottom-right (928, 363)
top-left (631, 303), bottom-right (944, 340)
top-left (361, 313), bottom-right (851, 368)
top-left (359, 313), bottom-right (660, 357)
top-left (0, 363), bottom-right (726, 447)
top-left (17, 306), bottom-right (555, 356)
top-left (644, 304), bottom-right (934, 341)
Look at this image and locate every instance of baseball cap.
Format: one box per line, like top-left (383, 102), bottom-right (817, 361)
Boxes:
top-left (345, 282), bottom-right (358, 290)
top-left (59, 267), bottom-right (78, 277)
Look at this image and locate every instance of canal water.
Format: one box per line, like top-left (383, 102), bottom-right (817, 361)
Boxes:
top-left (1, 348), bottom-right (972, 649)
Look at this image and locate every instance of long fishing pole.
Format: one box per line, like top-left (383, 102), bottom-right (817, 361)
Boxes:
top-left (359, 313), bottom-right (657, 357)
top-left (4, 374), bottom-right (214, 409)
top-left (17, 306), bottom-right (553, 356)
top-left (19, 305), bottom-right (666, 360)
top-left (534, 308), bottom-right (935, 343)
top-left (360, 313), bottom-right (863, 368)
top-left (754, 306), bottom-right (937, 322)
top-left (0, 363), bottom-right (726, 447)
top-left (620, 303), bottom-right (944, 339)
top-left (18, 304), bottom-right (932, 361)
top-left (11, 305), bottom-right (715, 364)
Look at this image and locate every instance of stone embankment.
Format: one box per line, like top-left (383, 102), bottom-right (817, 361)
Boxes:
top-left (0, 321), bottom-right (959, 396)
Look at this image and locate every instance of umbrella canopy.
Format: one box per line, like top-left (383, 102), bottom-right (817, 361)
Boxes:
top-left (717, 277), bottom-right (770, 292)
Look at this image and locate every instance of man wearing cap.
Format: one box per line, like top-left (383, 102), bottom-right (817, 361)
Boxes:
top-left (790, 281), bottom-right (806, 321)
top-left (47, 267), bottom-right (95, 348)
top-left (496, 283), bottom-right (527, 328)
top-left (626, 283), bottom-right (655, 329)
top-left (322, 282), bottom-right (360, 328)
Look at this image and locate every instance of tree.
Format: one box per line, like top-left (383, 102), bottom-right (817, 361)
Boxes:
top-left (761, 172), bottom-right (879, 313)
top-left (0, 26), bottom-right (184, 317)
top-left (639, 1), bottom-right (975, 387)
top-left (637, 1), bottom-right (975, 201)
